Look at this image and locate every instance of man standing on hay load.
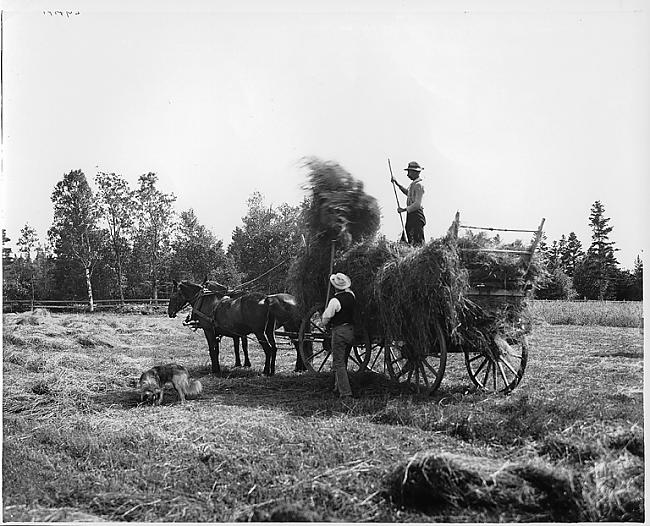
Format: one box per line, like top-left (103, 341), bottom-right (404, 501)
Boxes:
top-left (321, 273), bottom-right (356, 399)
top-left (392, 161), bottom-right (426, 245)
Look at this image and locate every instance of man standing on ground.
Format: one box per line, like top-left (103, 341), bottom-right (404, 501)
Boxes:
top-left (321, 273), bottom-right (356, 399)
top-left (392, 161), bottom-right (426, 245)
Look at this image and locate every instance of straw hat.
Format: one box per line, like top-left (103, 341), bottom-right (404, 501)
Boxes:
top-left (330, 273), bottom-right (352, 290)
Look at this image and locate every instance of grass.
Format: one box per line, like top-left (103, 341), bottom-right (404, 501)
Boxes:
top-left (2, 308), bottom-right (644, 522)
top-left (530, 299), bottom-right (643, 328)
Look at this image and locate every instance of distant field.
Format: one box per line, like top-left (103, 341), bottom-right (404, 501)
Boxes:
top-left (529, 299), bottom-right (643, 328)
top-left (2, 310), bottom-right (643, 522)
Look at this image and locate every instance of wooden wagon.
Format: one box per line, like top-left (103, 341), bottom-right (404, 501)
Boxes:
top-left (295, 213), bottom-right (545, 395)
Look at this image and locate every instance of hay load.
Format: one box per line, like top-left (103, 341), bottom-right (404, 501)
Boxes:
top-left (334, 237), bottom-right (469, 347)
top-left (287, 157), bottom-right (538, 359)
top-left (287, 158), bottom-right (470, 354)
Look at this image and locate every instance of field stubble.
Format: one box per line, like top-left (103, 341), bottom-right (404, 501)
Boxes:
top-left (2, 308), bottom-right (644, 522)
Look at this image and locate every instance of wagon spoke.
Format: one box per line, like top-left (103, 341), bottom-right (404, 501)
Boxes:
top-left (422, 358), bottom-right (439, 378)
top-left (472, 355), bottom-right (489, 377)
top-left (406, 367), bottom-right (414, 385)
top-left (419, 362), bottom-right (430, 388)
top-left (499, 356), bottom-right (519, 377)
top-left (497, 360), bottom-right (510, 388)
top-left (370, 347), bottom-right (382, 370)
top-left (396, 363), bottom-right (410, 380)
top-left (481, 359), bottom-right (493, 387)
top-left (468, 353), bottom-right (485, 363)
top-left (316, 351), bottom-right (331, 372)
top-left (414, 364), bottom-right (420, 389)
top-left (311, 347), bottom-right (329, 360)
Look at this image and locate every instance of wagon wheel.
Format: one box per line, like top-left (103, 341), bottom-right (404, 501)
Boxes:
top-left (298, 304), bottom-right (372, 373)
top-left (384, 318), bottom-right (447, 395)
top-left (464, 333), bottom-right (528, 393)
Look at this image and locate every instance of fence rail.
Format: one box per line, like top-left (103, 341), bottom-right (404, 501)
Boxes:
top-left (2, 298), bottom-right (170, 313)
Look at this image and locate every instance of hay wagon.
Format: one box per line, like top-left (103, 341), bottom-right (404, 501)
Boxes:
top-left (294, 213), bottom-right (545, 395)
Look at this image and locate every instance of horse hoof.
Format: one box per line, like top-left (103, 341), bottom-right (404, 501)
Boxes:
top-left (244, 363), bottom-right (251, 368)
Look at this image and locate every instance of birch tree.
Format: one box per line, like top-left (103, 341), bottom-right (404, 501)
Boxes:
top-left (48, 170), bottom-right (100, 310)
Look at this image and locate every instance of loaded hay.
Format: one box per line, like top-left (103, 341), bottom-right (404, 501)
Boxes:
top-left (287, 158), bottom-right (542, 357)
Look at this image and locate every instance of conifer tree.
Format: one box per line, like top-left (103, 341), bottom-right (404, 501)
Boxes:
top-left (559, 232), bottom-right (584, 277)
top-left (573, 201), bottom-right (619, 299)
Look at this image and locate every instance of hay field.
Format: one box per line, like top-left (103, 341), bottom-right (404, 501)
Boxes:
top-left (2, 310), bottom-right (644, 522)
top-left (530, 299), bottom-right (643, 328)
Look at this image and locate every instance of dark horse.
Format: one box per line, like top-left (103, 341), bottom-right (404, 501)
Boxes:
top-left (168, 280), bottom-right (279, 376)
top-left (168, 280), bottom-right (250, 370)
top-left (202, 280), bottom-right (306, 372)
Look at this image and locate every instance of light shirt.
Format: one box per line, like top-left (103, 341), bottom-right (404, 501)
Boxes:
top-left (406, 177), bottom-right (424, 213)
top-left (321, 288), bottom-right (354, 326)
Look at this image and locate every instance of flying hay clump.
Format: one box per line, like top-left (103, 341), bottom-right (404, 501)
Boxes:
top-left (287, 158), bottom-right (381, 309)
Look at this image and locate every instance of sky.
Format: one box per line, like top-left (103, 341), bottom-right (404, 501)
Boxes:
top-left (1, 0), bottom-right (648, 269)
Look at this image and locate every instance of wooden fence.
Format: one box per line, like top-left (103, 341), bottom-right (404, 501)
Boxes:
top-left (2, 298), bottom-right (170, 313)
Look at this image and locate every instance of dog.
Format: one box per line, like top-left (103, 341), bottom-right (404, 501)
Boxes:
top-left (139, 363), bottom-right (202, 405)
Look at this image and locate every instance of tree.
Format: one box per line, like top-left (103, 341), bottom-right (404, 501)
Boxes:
top-left (170, 209), bottom-right (241, 285)
top-left (17, 224), bottom-right (39, 309)
top-left (95, 172), bottom-right (136, 304)
top-left (559, 232), bottom-right (584, 277)
top-left (535, 268), bottom-right (576, 300)
top-left (2, 229), bottom-right (14, 264)
top-left (132, 173), bottom-right (176, 300)
top-left (48, 170), bottom-right (100, 310)
top-left (228, 192), bottom-right (304, 293)
top-left (573, 201), bottom-right (619, 300)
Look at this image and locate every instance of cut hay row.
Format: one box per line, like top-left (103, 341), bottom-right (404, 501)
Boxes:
top-left (383, 443), bottom-right (643, 522)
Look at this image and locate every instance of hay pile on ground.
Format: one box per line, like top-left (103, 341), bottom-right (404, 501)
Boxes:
top-left (383, 451), bottom-right (582, 521)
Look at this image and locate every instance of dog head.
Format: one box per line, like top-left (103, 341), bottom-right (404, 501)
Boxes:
top-left (139, 371), bottom-right (162, 404)
top-left (140, 385), bottom-right (162, 404)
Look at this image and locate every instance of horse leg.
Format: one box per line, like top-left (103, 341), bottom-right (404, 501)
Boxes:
top-left (204, 328), bottom-right (221, 374)
top-left (242, 336), bottom-right (251, 367)
top-left (264, 317), bottom-right (278, 376)
top-left (287, 321), bottom-right (306, 372)
top-left (255, 332), bottom-right (272, 376)
top-left (233, 336), bottom-right (242, 367)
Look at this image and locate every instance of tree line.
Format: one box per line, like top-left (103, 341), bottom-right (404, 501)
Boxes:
top-left (2, 170), bottom-right (643, 309)
top-left (535, 201), bottom-right (642, 300)
top-left (2, 170), bottom-right (304, 310)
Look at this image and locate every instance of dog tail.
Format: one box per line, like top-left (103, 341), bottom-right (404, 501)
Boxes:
top-left (186, 378), bottom-right (203, 398)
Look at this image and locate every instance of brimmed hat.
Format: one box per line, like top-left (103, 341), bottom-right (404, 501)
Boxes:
top-left (404, 161), bottom-right (423, 172)
top-left (330, 273), bottom-right (351, 290)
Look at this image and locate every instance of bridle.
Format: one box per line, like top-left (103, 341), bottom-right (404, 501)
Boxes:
top-left (170, 285), bottom-right (206, 318)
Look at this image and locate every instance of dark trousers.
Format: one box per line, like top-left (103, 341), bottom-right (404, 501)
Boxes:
top-left (405, 210), bottom-right (426, 246)
top-left (331, 324), bottom-right (354, 397)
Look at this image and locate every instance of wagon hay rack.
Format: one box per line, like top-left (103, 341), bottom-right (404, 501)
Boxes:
top-left (449, 211), bottom-right (546, 299)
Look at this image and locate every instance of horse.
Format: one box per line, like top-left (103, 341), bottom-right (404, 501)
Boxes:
top-left (168, 280), bottom-right (250, 371)
top-left (202, 280), bottom-right (307, 372)
top-left (169, 280), bottom-right (279, 376)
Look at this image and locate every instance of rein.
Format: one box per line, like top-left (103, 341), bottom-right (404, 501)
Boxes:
top-left (174, 287), bottom-right (220, 321)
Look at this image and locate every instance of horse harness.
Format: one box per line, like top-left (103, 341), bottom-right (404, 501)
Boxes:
top-left (182, 288), bottom-right (245, 341)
